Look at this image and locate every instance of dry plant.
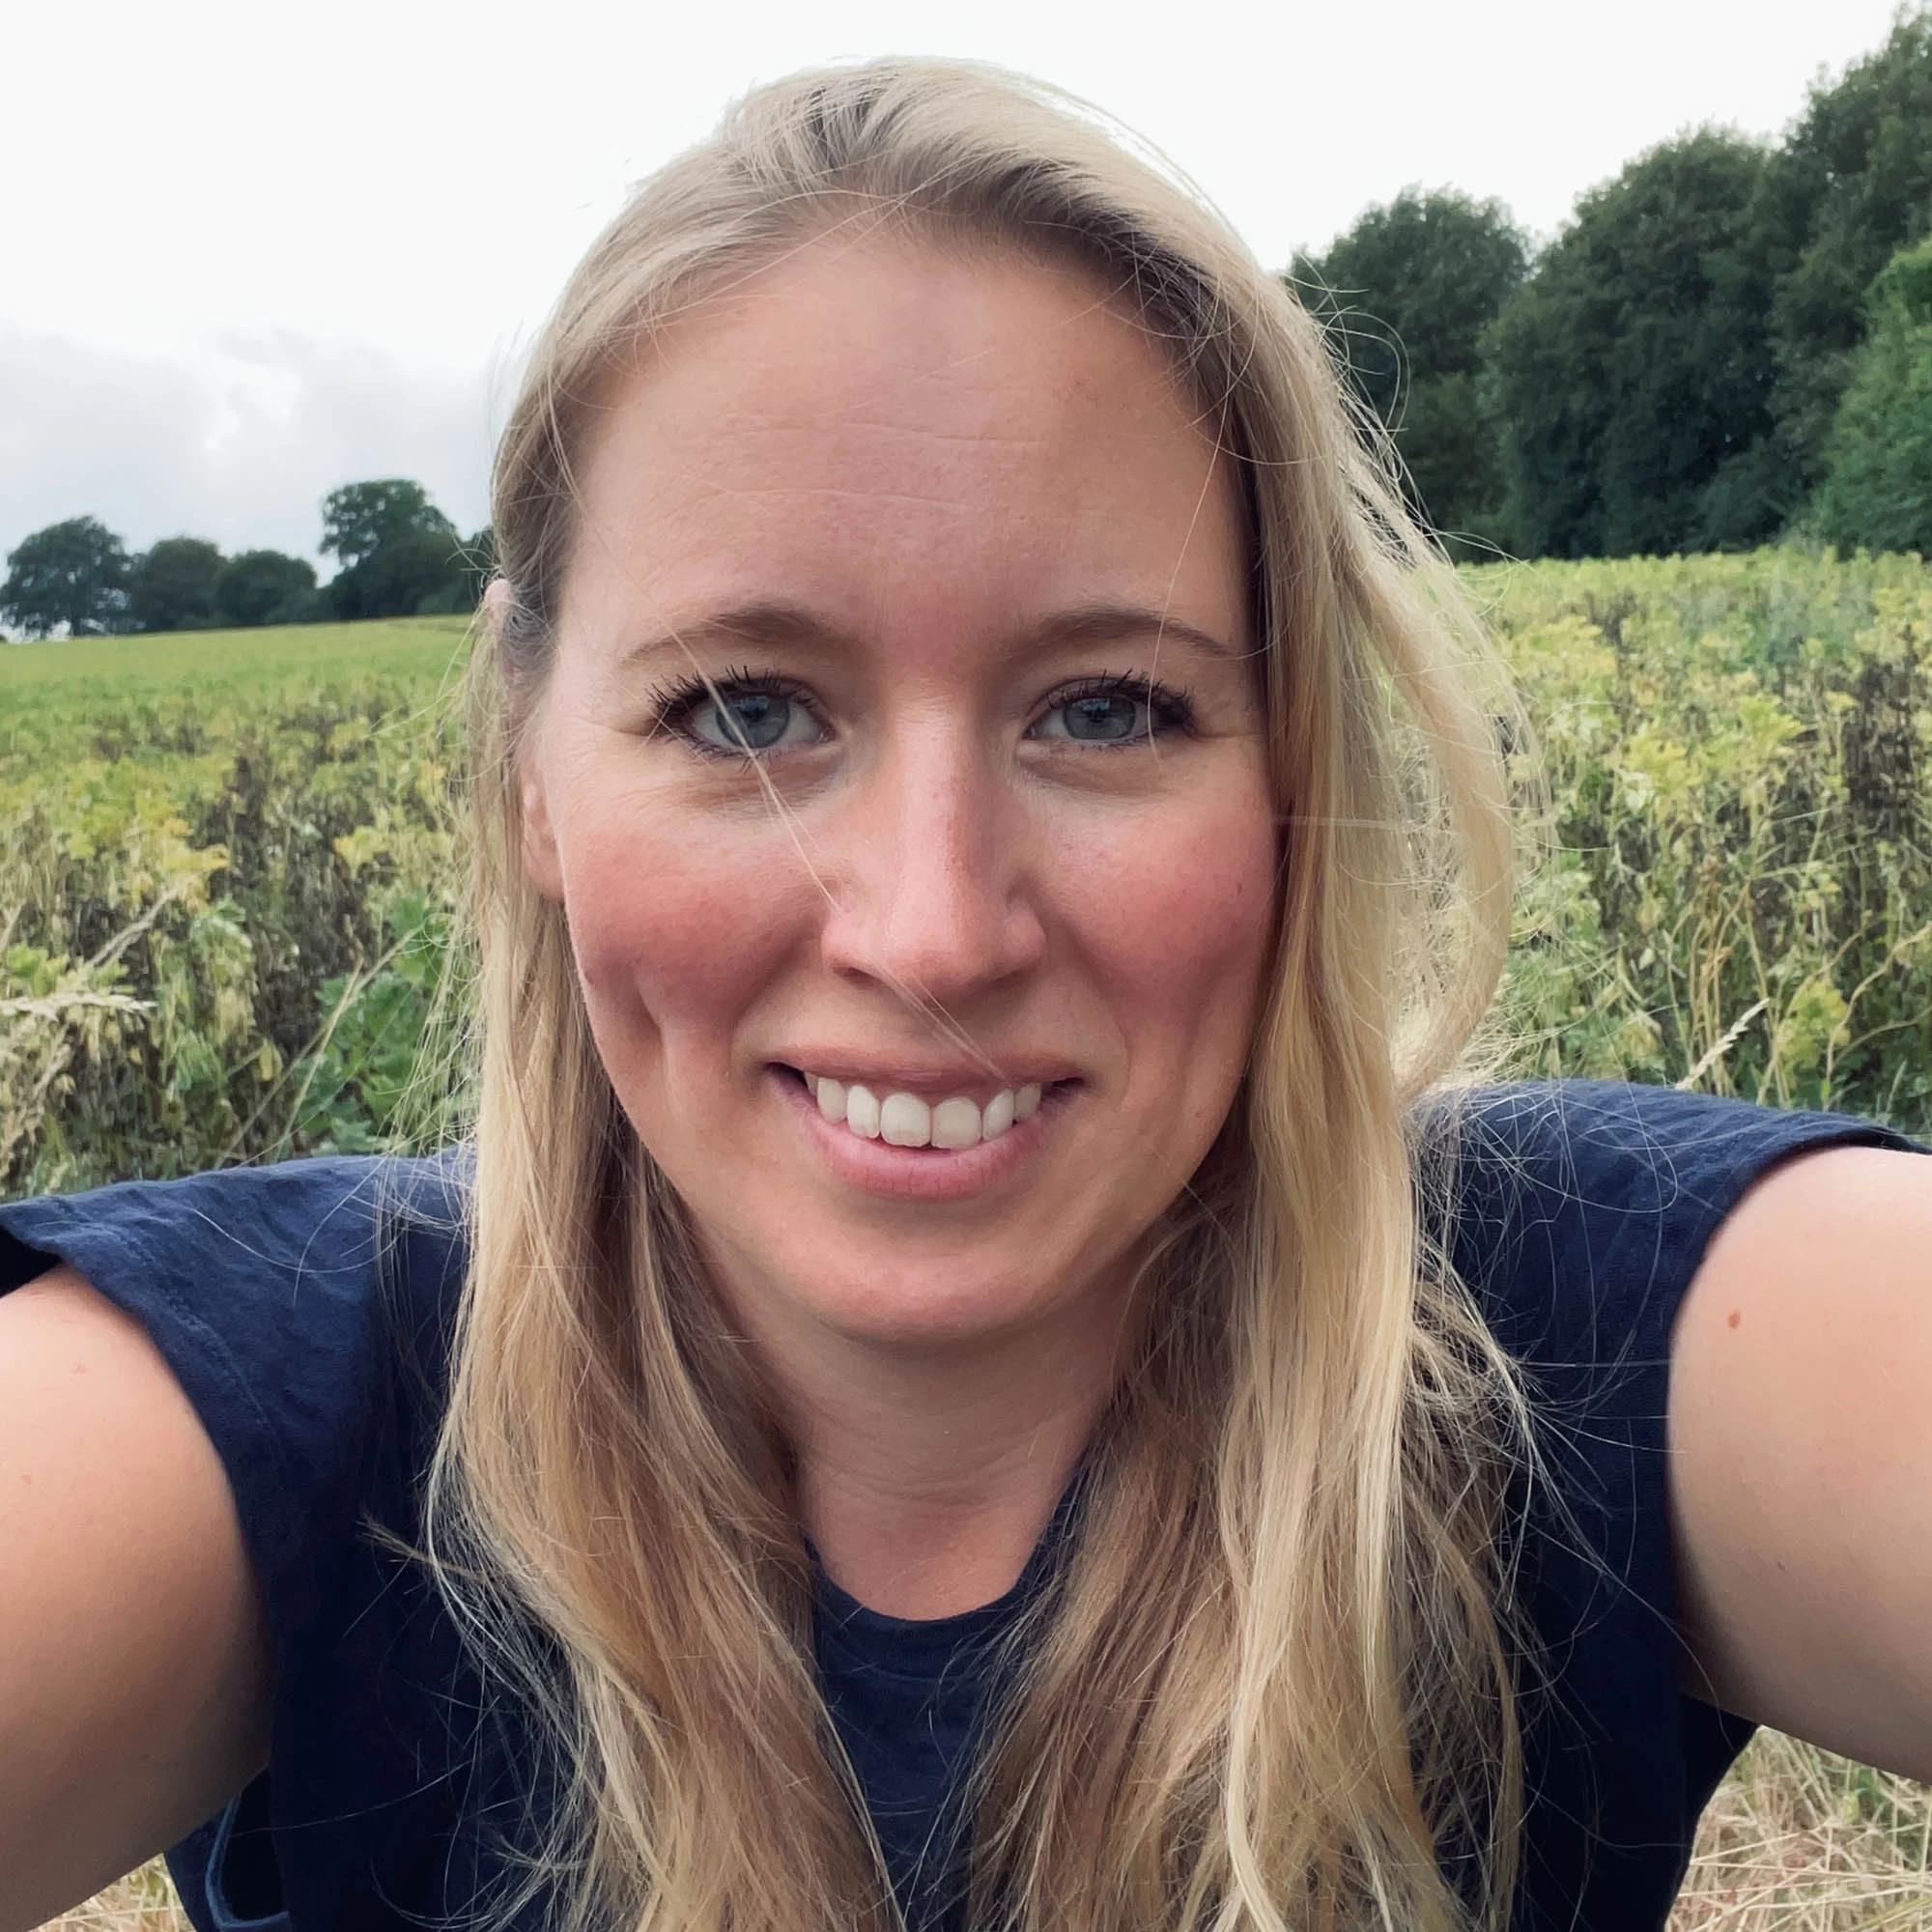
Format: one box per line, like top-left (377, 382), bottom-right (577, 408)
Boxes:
top-left (1670, 1732), bottom-right (1932, 1931)
top-left (37, 1861), bottom-right (185, 1931)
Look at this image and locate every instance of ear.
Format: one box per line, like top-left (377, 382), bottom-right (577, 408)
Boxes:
top-left (519, 758), bottom-right (567, 902)
top-left (481, 576), bottom-right (513, 648)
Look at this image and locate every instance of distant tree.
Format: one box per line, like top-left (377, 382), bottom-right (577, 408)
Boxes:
top-left (1291, 188), bottom-right (1528, 552)
top-left (0, 516), bottom-right (131, 639)
top-left (1813, 234), bottom-right (1932, 554)
top-left (1489, 128), bottom-right (1789, 558)
top-left (1759, 10), bottom-right (1932, 481)
top-left (320, 477), bottom-right (466, 619)
top-left (320, 478), bottom-right (456, 571)
top-left (128, 536), bottom-right (222, 633)
top-left (213, 550), bottom-right (319, 628)
top-left (327, 528), bottom-right (469, 620)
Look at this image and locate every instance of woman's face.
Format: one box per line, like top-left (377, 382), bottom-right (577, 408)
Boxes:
top-left (521, 233), bottom-right (1278, 1355)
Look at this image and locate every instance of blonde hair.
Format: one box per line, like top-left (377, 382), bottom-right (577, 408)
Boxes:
top-left (432, 56), bottom-right (1525, 1932)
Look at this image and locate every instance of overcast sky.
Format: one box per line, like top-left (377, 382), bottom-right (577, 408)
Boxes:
top-left (1, 0), bottom-right (1910, 572)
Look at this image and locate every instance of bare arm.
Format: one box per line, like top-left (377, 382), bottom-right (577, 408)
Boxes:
top-left (1669, 1145), bottom-right (1932, 1778)
top-left (0, 1265), bottom-right (272, 1931)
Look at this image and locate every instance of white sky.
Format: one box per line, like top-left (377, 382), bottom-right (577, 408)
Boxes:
top-left (0, 0), bottom-right (1910, 570)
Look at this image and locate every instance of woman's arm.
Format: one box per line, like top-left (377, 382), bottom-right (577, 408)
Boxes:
top-left (0, 1264), bottom-right (272, 1932)
top-left (1668, 1144), bottom-right (1932, 1778)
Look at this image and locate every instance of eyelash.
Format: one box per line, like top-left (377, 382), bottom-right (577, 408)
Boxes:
top-left (645, 665), bottom-right (1199, 757)
top-left (647, 665), bottom-right (823, 759)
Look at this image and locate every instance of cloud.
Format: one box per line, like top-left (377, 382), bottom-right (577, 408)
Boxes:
top-left (0, 327), bottom-right (503, 570)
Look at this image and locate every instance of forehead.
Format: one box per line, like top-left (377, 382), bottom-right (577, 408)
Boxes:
top-left (560, 231), bottom-right (1245, 642)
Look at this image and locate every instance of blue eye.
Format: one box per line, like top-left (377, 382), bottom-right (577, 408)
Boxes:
top-left (695, 691), bottom-right (794, 751)
top-left (667, 678), bottom-right (827, 756)
top-left (1030, 677), bottom-right (1190, 745)
top-left (1048, 693), bottom-right (1146, 742)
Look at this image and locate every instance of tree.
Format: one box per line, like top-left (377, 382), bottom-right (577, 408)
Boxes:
top-left (327, 528), bottom-right (469, 620)
top-left (1813, 234), bottom-right (1932, 554)
top-left (213, 550), bottom-right (320, 628)
top-left (319, 477), bottom-right (467, 619)
top-left (1291, 189), bottom-right (1528, 552)
top-left (320, 478), bottom-right (456, 572)
top-left (1760, 10), bottom-right (1932, 481)
top-left (128, 536), bottom-right (222, 633)
top-left (1489, 129), bottom-right (1789, 558)
top-left (0, 516), bottom-right (131, 639)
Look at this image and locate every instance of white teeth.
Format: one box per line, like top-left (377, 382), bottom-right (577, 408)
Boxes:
top-left (806, 1073), bottom-right (1047, 1149)
top-left (880, 1092), bottom-right (931, 1147)
top-left (930, 1096), bottom-right (981, 1151)
top-left (844, 1083), bottom-right (882, 1138)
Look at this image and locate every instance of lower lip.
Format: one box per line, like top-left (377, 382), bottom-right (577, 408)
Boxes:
top-left (770, 1067), bottom-right (1068, 1203)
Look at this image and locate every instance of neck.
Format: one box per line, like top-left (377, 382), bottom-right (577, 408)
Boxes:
top-left (710, 1264), bottom-right (1132, 1620)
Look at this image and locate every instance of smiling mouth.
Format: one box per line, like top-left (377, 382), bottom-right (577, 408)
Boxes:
top-left (777, 1065), bottom-right (1050, 1150)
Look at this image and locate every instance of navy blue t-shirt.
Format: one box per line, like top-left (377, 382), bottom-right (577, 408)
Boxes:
top-left (0, 1081), bottom-right (1919, 1931)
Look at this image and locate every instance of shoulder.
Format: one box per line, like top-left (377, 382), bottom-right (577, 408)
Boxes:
top-left (1426, 1084), bottom-right (1923, 1922)
top-left (0, 1151), bottom-right (474, 1631)
top-left (1425, 1079), bottom-right (1918, 1379)
top-left (0, 1149), bottom-right (471, 1345)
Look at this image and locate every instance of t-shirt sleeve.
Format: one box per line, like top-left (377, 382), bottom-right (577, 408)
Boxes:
top-left (0, 1155), bottom-right (466, 1647)
top-left (1438, 1079), bottom-right (1925, 1928)
top-left (0, 1155), bottom-right (473, 1929)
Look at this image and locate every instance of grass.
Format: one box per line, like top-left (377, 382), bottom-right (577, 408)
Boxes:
top-left (36, 1735), bottom-right (1932, 1930)
top-left (0, 613), bottom-right (470, 709)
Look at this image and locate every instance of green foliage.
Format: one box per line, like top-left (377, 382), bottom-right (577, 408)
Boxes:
top-left (1, 515), bottom-right (132, 639)
top-left (1761, 8), bottom-right (1932, 479)
top-left (213, 549), bottom-right (320, 628)
top-left (1489, 129), bottom-right (1790, 558)
top-left (129, 536), bottom-right (223, 634)
top-left (320, 477), bottom-right (468, 619)
top-left (0, 616), bottom-right (471, 1195)
top-left (1483, 550), bottom-right (1932, 1129)
top-left (287, 893), bottom-right (464, 1153)
top-left (328, 526), bottom-right (468, 621)
top-left (320, 477), bottom-right (456, 570)
top-left (1291, 189), bottom-right (1527, 553)
top-left (1813, 234), bottom-right (1932, 554)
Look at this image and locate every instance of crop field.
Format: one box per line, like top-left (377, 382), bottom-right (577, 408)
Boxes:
top-left (8, 552), bottom-right (1932, 1927)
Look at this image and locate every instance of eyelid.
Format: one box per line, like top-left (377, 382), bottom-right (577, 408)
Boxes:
top-left (1028, 669), bottom-right (1198, 738)
top-left (646, 665), bottom-right (829, 758)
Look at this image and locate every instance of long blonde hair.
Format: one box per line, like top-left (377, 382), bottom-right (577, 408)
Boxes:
top-left (432, 57), bottom-right (1524, 1932)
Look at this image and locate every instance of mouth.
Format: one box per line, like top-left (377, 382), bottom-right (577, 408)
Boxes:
top-left (771, 1065), bottom-right (1072, 1152)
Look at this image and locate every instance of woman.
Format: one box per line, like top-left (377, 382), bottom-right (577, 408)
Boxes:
top-left (1, 58), bottom-right (1927, 1932)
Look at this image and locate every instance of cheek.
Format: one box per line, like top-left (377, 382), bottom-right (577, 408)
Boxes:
top-left (554, 800), bottom-right (809, 1078)
top-left (1061, 782), bottom-right (1279, 1053)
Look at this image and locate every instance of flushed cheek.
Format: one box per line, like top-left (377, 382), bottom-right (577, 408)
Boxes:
top-left (555, 810), bottom-right (810, 1099)
top-left (1062, 799), bottom-right (1276, 1108)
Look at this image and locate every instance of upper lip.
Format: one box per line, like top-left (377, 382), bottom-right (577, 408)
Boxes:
top-left (772, 1055), bottom-right (1079, 1100)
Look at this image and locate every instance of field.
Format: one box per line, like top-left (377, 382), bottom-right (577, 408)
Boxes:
top-left (7, 552), bottom-right (1932, 1927)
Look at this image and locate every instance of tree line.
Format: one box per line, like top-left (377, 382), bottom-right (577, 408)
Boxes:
top-left (0, 479), bottom-right (491, 639)
top-left (1292, 7), bottom-right (1932, 558)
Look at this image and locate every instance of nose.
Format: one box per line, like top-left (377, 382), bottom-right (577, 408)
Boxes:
top-left (816, 722), bottom-right (1047, 1009)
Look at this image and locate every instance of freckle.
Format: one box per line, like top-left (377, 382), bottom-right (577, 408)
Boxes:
top-left (1727, 1310), bottom-right (1743, 1329)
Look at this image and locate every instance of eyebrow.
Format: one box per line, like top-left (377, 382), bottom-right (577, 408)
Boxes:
top-left (619, 599), bottom-right (1240, 670)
